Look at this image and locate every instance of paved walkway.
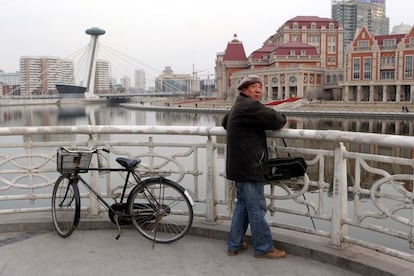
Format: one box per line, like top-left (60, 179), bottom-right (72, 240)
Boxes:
top-left (1, 215), bottom-right (414, 276)
top-left (1, 230), bottom-right (360, 276)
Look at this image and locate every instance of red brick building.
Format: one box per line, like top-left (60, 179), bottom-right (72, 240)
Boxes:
top-left (215, 16), bottom-right (344, 101)
top-left (343, 26), bottom-right (414, 103)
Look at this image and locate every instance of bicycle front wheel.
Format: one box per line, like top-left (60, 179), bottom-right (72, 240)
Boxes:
top-left (51, 175), bottom-right (80, 238)
top-left (128, 178), bottom-right (193, 243)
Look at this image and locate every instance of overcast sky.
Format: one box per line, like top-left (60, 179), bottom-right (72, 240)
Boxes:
top-left (1, 0), bottom-right (413, 83)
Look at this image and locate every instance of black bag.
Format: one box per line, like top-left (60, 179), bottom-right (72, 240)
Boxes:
top-left (264, 157), bottom-right (307, 180)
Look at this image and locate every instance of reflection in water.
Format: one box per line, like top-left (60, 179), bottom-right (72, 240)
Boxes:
top-left (57, 106), bottom-right (86, 119)
top-left (1, 103), bottom-right (413, 137)
top-left (286, 117), bottom-right (414, 136)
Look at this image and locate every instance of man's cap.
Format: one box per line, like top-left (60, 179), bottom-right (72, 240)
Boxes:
top-left (237, 75), bottom-right (263, 91)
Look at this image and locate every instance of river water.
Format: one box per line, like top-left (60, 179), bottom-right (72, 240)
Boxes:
top-left (1, 103), bottom-right (413, 136)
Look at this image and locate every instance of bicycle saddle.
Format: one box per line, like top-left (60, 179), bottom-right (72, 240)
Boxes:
top-left (116, 157), bottom-right (141, 169)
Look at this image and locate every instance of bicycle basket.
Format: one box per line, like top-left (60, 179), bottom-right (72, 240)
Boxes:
top-left (57, 148), bottom-right (93, 174)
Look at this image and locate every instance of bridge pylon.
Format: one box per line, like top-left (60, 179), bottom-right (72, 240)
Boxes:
top-left (84, 27), bottom-right (105, 99)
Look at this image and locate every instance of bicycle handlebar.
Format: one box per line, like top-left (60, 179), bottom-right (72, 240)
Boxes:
top-left (60, 146), bottom-right (110, 154)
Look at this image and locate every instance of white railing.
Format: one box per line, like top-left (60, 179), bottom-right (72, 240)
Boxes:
top-left (0, 125), bottom-right (413, 262)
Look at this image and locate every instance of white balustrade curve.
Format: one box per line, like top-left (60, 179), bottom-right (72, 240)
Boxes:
top-left (0, 125), bottom-right (413, 262)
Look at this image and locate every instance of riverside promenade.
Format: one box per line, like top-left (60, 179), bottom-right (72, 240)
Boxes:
top-left (1, 211), bottom-right (414, 275)
top-left (1, 100), bottom-right (414, 275)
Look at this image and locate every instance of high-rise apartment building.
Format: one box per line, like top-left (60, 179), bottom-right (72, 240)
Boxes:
top-left (120, 75), bottom-right (131, 90)
top-left (94, 59), bottom-right (110, 94)
top-left (134, 69), bottom-right (146, 92)
top-left (19, 56), bottom-right (75, 96)
top-left (0, 71), bottom-right (20, 95)
top-left (332, 0), bottom-right (389, 50)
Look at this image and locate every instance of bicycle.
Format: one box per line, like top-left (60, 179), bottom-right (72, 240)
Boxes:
top-left (51, 147), bottom-right (194, 244)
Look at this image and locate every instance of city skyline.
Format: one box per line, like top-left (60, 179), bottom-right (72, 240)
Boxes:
top-left (1, 0), bottom-right (412, 83)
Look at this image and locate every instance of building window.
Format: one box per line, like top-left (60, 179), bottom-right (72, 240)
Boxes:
top-left (300, 50), bottom-right (306, 56)
top-left (328, 35), bottom-right (336, 54)
top-left (307, 35), bottom-right (319, 44)
top-left (381, 71), bottom-right (395, 80)
top-left (383, 39), bottom-right (396, 49)
top-left (311, 23), bottom-right (316, 30)
top-left (353, 58), bottom-right (360, 80)
top-left (329, 23), bottom-right (334, 29)
top-left (327, 56), bottom-right (336, 65)
top-left (358, 40), bottom-right (369, 50)
top-left (293, 23), bottom-right (298, 29)
top-left (410, 38), bottom-right (414, 46)
top-left (364, 57), bottom-right (371, 80)
top-left (405, 55), bottom-right (413, 79)
top-left (381, 56), bottom-right (395, 64)
top-left (290, 50), bottom-right (296, 56)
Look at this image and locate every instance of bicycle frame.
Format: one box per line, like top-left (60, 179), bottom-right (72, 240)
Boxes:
top-left (68, 166), bottom-right (141, 214)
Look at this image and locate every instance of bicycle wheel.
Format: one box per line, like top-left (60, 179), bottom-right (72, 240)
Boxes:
top-left (127, 178), bottom-right (193, 243)
top-left (51, 175), bottom-right (80, 238)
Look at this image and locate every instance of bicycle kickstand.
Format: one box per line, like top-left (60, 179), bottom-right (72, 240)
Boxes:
top-left (113, 214), bottom-right (123, 240)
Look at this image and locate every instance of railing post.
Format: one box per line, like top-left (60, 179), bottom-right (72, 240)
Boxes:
top-left (205, 135), bottom-right (217, 223)
top-left (87, 137), bottom-right (100, 216)
top-left (331, 142), bottom-right (348, 247)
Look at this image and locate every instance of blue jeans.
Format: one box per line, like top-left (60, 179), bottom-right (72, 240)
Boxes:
top-left (227, 181), bottom-right (273, 255)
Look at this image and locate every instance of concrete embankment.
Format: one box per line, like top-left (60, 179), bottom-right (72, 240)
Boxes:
top-left (121, 101), bottom-right (414, 119)
top-left (0, 98), bottom-right (59, 106)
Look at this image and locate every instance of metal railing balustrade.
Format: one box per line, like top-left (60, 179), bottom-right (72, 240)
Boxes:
top-left (0, 125), bottom-right (413, 262)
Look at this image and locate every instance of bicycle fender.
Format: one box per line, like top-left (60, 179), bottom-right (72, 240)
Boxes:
top-left (184, 190), bottom-right (195, 206)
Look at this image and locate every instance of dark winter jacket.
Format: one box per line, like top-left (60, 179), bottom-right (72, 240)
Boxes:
top-left (221, 93), bottom-right (286, 182)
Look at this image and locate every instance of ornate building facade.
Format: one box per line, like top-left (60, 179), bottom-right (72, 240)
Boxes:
top-left (342, 26), bottom-right (414, 103)
top-left (215, 16), bottom-right (344, 102)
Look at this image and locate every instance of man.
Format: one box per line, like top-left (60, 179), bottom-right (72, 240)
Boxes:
top-left (222, 75), bottom-right (287, 259)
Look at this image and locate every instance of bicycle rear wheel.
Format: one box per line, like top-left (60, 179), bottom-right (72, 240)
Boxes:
top-left (128, 178), bottom-right (193, 243)
top-left (51, 175), bottom-right (80, 238)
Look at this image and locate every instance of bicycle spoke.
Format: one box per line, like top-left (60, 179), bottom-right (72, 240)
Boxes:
top-left (128, 178), bottom-right (193, 243)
